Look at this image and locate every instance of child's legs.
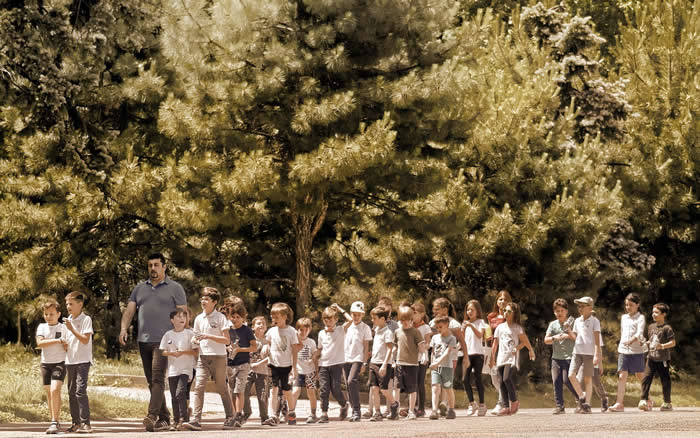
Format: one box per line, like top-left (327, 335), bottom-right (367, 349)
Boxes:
top-left (417, 363), bottom-right (427, 411)
top-left (464, 361), bottom-right (475, 403)
top-left (446, 387), bottom-right (455, 409)
top-left (408, 391), bottom-right (417, 411)
top-left (551, 359), bottom-right (564, 406)
top-left (66, 364), bottom-right (80, 424)
top-left (44, 386), bottom-right (53, 420)
top-left (470, 355), bottom-right (485, 403)
top-left (431, 384), bottom-right (441, 411)
top-left (257, 375), bottom-right (271, 420)
top-left (344, 362), bottom-right (362, 414)
top-left (658, 361), bottom-right (672, 403)
top-left (501, 365), bottom-right (517, 404)
top-left (49, 379), bottom-right (62, 420)
top-left (616, 370), bottom-right (629, 403)
top-left (243, 372), bottom-right (254, 417)
top-left (371, 386), bottom-right (381, 411)
top-left (305, 372), bottom-right (319, 412)
top-left (583, 376), bottom-right (593, 404)
top-left (378, 364), bottom-right (395, 406)
top-left (329, 364), bottom-right (347, 408)
top-left (230, 363), bottom-right (250, 414)
top-left (318, 367), bottom-right (331, 412)
top-left (170, 375), bottom-right (189, 422)
top-left (591, 366), bottom-right (607, 399)
top-left (168, 376), bottom-right (180, 421)
top-left (74, 363), bottom-right (91, 424)
top-left (491, 367), bottom-right (505, 405)
top-left (192, 358), bottom-right (211, 422)
top-left (568, 355), bottom-right (585, 398)
top-left (561, 360), bottom-right (578, 399)
top-left (400, 366), bottom-right (418, 410)
top-left (209, 357), bottom-right (234, 418)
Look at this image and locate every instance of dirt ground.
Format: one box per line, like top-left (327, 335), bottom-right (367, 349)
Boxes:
top-left (1, 408), bottom-right (699, 437)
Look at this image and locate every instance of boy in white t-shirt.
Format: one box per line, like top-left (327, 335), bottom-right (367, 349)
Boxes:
top-left (368, 306), bottom-right (398, 421)
top-left (159, 309), bottom-right (198, 431)
top-left (567, 296), bottom-right (602, 414)
top-left (291, 317), bottom-right (319, 423)
top-left (335, 301), bottom-right (372, 422)
top-left (183, 287), bottom-right (234, 431)
top-left (36, 299), bottom-right (67, 435)
top-left (63, 291), bottom-right (94, 434)
top-left (265, 302), bottom-right (301, 425)
top-left (317, 306), bottom-right (350, 423)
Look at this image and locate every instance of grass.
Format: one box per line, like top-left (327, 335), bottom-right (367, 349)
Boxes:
top-left (0, 344), bottom-right (147, 423)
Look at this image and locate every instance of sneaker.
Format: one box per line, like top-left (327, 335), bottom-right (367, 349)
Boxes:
top-left (660, 403), bottom-right (673, 411)
top-left (601, 397), bottom-right (609, 412)
top-left (77, 423), bottom-right (93, 434)
top-left (182, 421), bottom-right (202, 431)
top-left (306, 414), bottom-right (319, 424)
top-left (405, 411), bottom-right (417, 420)
top-left (349, 414), bottom-right (361, 422)
top-left (142, 416), bottom-right (156, 432)
top-left (574, 398), bottom-right (583, 414)
top-left (429, 410), bottom-right (439, 420)
top-left (261, 418), bottom-right (277, 426)
top-left (318, 413), bottom-right (329, 424)
top-left (466, 402), bottom-right (477, 416)
top-left (638, 400), bottom-right (649, 411)
top-left (370, 412), bottom-right (383, 422)
top-left (169, 424), bottom-right (177, 432)
top-left (389, 401), bottom-right (399, 420)
top-left (399, 408), bottom-right (408, 417)
top-left (154, 419), bottom-right (170, 432)
top-left (496, 407), bottom-right (511, 416)
top-left (223, 417), bottom-right (236, 430)
top-left (490, 403), bottom-right (503, 416)
top-left (46, 421), bottom-right (59, 434)
top-left (362, 410), bottom-right (373, 419)
top-left (446, 408), bottom-right (456, 419)
top-left (609, 403), bottom-right (625, 412)
top-left (415, 409), bottom-right (425, 417)
top-left (172, 420), bottom-right (184, 431)
top-left (339, 403), bottom-right (349, 421)
top-left (581, 403), bottom-right (592, 414)
top-left (287, 411), bottom-right (297, 425)
top-left (438, 401), bottom-right (447, 417)
top-left (552, 405), bottom-right (565, 415)
top-left (478, 404), bottom-right (488, 416)
top-left (510, 401), bottom-right (520, 415)
top-left (65, 424), bottom-right (80, 433)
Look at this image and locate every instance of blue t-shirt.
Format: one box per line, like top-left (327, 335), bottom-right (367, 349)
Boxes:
top-left (129, 276), bottom-right (187, 343)
top-left (228, 324), bottom-right (256, 366)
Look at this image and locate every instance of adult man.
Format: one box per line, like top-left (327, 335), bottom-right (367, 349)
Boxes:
top-left (120, 253), bottom-right (187, 432)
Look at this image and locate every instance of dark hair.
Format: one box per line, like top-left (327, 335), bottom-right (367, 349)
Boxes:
top-left (653, 302), bottom-right (670, 315)
top-left (170, 308), bottom-right (188, 319)
top-left (625, 293), bottom-right (641, 305)
top-left (226, 302), bottom-right (248, 319)
top-left (201, 286), bottom-right (220, 303)
top-left (464, 299), bottom-right (483, 320)
top-left (505, 302), bottom-right (521, 325)
top-left (433, 315), bottom-right (450, 326)
top-left (148, 253), bottom-right (166, 265)
top-left (553, 298), bottom-right (568, 310)
top-left (370, 307), bottom-right (389, 320)
top-left (490, 290), bottom-right (513, 315)
top-left (65, 291), bottom-right (86, 303)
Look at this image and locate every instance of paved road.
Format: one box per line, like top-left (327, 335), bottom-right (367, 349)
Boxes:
top-left (2, 408), bottom-right (699, 437)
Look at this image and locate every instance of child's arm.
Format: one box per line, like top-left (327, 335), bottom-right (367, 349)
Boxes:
top-left (64, 319), bottom-right (91, 345)
top-left (379, 343), bottom-right (393, 375)
top-left (291, 340), bottom-right (301, 377)
top-left (363, 339), bottom-right (370, 365)
top-left (660, 339), bottom-right (676, 350)
top-left (518, 332), bottom-right (536, 361)
top-left (430, 347), bottom-right (451, 369)
top-left (489, 337), bottom-right (499, 367)
top-left (417, 339), bottom-right (427, 354)
top-left (593, 330), bottom-right (602, 366)
top-left (200, 328), bottom-right (230, 345)
top-left (332, 304), bottom-right (353, 330)
top-left (36, 336), bottom-right (63, 348)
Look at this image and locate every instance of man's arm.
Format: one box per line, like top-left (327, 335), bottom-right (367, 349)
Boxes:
top-left (119, 301), bottom-right (137, 345)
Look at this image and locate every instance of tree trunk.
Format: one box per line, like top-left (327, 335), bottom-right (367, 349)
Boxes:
top-left (16, 312), bottom-right (21, 345)
top-left (291, 198), bottom-right (328, 318)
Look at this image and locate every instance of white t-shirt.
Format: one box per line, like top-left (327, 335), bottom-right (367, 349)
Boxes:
top-left (415, 324), bottom-right (432, 365)
top-left (464, 319), bottom-right (488, 356)
top-left (318, 326), bottom-right (345, 367)
top-left (429, 317), bottom-right (462, 361)
top-left (64, 313), bottom-right (93, 365)
top-left (297, 337), bottom-right (317, 375)
top-left (345, 321), bottom-right (373, 363)
top-left (618, 312), bottom-right (646, 354)
top-left (371, 325), bottom-right (394, 365)
top-left (36, 323), bottom-right (66, 364)
top-left (494, 323), bottom-right (523, 367)
top-left (430, 333), bottom-right (457, 367)
top-left (193, 310), bottom-right (230, 356)
top-left (573, 315), bottom-right (601, 355)
top-left (266, 325), bottom-right (299, 367)
top-left (160, 328), bottom-right (197, 378)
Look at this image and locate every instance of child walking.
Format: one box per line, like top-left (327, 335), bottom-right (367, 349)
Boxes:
top-left (292, 317), bottom-right (320, 423)
top-left (265, 302), bottom-right (301, 425)
top-left (544, 298), bottom-right (578, 414)
top-left (159, 309), bottom-right (198, 431)
top-left (567, 296), bottom-right (602, 414)
top-left (243, 316), bottom-right (273, 425)
top-left (429, 316), bottom-right (457, 420)
top-left (317, 306), bottom-right (349, 423)
top-left (184, 287), bottom-right (235, 431)
top-left (411, 302), bottom-right (432, 417)
top-left (36, 299), bottom-right (67, 434)
top-left (486, 290), bottom-right (512, 415)
top-left (394, 305), bottom-right (427, 420)
top-left (225, 301), bottom-right (256, 426)
top-left (489, 302), bottom-right (535, 416)
top-left (610, 293), bottom-right (646, 412)
top-left (368, 306), bottom-right (398, 421)
top-left (336, 302), bottom-right (372, 421)
top-left (462, 300), bottom-right (488, 416)
top-left (639, 303), bottom-right (675, 411)
top-left (63, 291), bottom-right (94, 433)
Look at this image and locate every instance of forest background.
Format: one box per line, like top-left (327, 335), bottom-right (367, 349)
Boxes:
top-left (0, 0), bottom-right (697, 381)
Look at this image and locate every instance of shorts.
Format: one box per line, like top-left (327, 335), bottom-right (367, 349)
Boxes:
top-left (431, 366), bottom-right (454, 388)
top-left (294, 371), bottom-right (318, 390)
top-left (569, 354), bottom-right (594, 377)
top-left (369, 363), bottom-right (394, 390)
top-left (40, 362), bottom-right (66, 385)
top-left (396, 364), bottom-right (418, 394)
top-left (618, 353), bottom-right (645, 374)
top-left (269, 365), bottom-right (292, 391)
top-left (227, 362), bottom-right (250, 394)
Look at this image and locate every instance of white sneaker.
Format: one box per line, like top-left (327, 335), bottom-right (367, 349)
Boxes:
top-left (490, 403), bottom-right (503, 416)
top-left (466, 402), bottom-right (477, 416)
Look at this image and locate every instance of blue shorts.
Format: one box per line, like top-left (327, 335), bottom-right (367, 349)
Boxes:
top-left (617, 353), bottom-right (645, 374)
top-left (431, 367), bottom-right (454, 388)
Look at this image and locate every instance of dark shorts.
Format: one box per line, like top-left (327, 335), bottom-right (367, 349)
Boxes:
top-left (269, 365), bottom-right (292, 391)
top-left (618, 353), bottom-right (645, 374)
top-left (396, 364), bottom-right (418, 394)
top-left (41, 362), bottom-right (66, 385)
top-left (295, 371), bottom-right (319, 390)
top-left (369, 363), bottom-right (394, 390)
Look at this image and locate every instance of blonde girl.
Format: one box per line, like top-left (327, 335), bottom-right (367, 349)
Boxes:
top-left (486, 290), bottom-right (512, 414)
top-left (462, 300), bottom-right (488, 416)
top-left (609, 293), bottom-right (646, 412)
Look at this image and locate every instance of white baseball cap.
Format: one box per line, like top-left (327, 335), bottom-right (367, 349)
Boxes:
top-left (350, 301), bottom-right (365, 314)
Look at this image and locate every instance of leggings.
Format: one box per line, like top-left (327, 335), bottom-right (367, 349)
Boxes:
top-left (464, 354), bottom-right (485, 403)
top-left (416, 363), bottom-right (428, 411)
top-left (498, 365), bottom-right (517, 407)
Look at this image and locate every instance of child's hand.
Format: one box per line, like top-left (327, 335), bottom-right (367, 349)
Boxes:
top-left (379, 364), bottom-right (386, 377)
top-left (64, 320), bottom-right (74, 332)
top-left (429, 363), bottom-right (438, 371)
top-left (529, 351), bottom-right (536, 361)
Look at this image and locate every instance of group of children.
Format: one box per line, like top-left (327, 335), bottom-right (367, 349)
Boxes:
top-left (36, 288), bottom-right (677, 433)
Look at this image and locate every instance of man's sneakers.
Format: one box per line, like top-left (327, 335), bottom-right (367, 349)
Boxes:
top-left (608, 402), bottom-right (625, 412)
top-left (339, 403), bottom-right (349, 421)
top-left (46, 421), bottom-right (60, 434)
top-left (660, 403), bottom-right (673, 411)
top-left (65, 424), bottom-right (80, 433)
top-left (389, 401), bottom-right (400, 420)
